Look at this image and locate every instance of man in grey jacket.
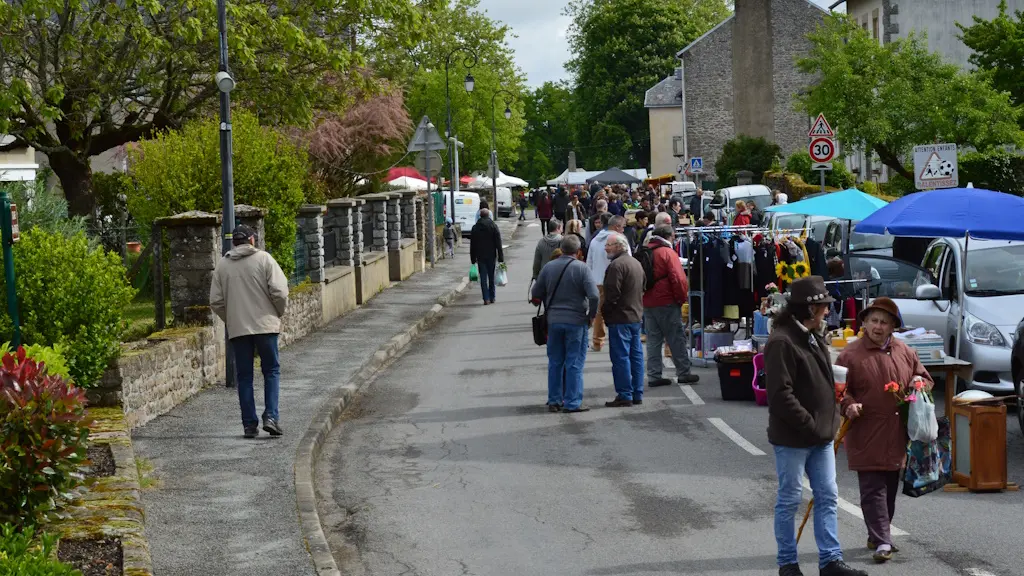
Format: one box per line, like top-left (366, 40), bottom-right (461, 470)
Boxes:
top-left (531, 235), bottom-right (600, 413)
top-left (532, 219), bottom-right (562, 280)
top-left (210, 225), bottom-right (290, 438)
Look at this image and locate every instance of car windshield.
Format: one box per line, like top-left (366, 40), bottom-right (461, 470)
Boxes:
top-left (811, 220), bottom-right (830, 242)
top-left (965, 244), bottom-right (1024, 295)
top-left (849, 223), bottom-right (894, 252)
top-left (711, 191), bottom-right (726, 207)
top-left (773, 214), bottom-right (805, 231)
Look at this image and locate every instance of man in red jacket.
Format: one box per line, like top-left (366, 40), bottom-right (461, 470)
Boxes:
top-left (537, 190), bottom-right (554, 238)
top-left (643, 225), bottom-right (699, 386)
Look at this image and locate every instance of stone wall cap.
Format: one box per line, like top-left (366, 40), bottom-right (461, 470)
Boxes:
top-left (396, 189), bottom-right (419, 198)
top-left (155, 211), bottom-right (221, 227)
top-left (327, 198), bottom-right (365, 207)
top-left (234, 204), bottom-right (267, 217)
top-left (298, 204), bottom-right (326, 215)
top-left (359, 193), bottom-right (389, 201)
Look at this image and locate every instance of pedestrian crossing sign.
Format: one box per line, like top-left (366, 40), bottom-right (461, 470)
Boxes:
top-left (689, 157), bottom-right (703, 174)
top-left (807, 114), bottom-right (835, 138)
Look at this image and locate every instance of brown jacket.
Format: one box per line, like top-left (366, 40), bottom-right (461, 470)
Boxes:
top-left (837, 337), bottom-right (932, 471)
top-left (602, 253), bottom-right (644, 325)
top-left (764, 318), bottom-right (839, 448)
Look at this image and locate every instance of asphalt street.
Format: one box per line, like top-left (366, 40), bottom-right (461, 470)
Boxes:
top-left (318, 217), bottom-right (1024, 576)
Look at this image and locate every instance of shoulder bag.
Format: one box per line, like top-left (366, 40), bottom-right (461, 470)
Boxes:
top-left (532, 260), bottom-right (573, 346)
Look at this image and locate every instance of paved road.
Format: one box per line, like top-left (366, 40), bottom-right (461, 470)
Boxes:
top-left (318, 220), bottom-right (1024, 576)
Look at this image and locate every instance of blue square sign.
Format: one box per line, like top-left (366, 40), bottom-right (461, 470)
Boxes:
top-left (689, 157), bottom-right (703, 174)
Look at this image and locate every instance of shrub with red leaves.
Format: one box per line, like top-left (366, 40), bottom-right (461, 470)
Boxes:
top-left (0, 347), bottom-right (89, 527)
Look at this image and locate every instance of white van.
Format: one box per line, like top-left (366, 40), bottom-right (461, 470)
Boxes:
top-left (441, 190), bottom-right (481, 236)
top-left (709, 184), bottom-right (773, 222)
top-left (495, 186), bottom-right (513, 218)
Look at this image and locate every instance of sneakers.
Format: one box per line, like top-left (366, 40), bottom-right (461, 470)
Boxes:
top-left (243, 426), bottom-right (259, 439)
top-left (649, 378), bottom-right (673, 387)
top-left (867, 540), bottom-right (898, 553)
top-left (872, 547), bottom-right (893, 563)
top-left (819, 560), bottom-right (868, 576)
top-left (604, 397), bottom-right (633, 408)
top-left (778, 565), bottom-right (803, 576)
top-left (262, 417), bottom-right (283, 437)
top-left (678, 374), bottom-right (700, 384)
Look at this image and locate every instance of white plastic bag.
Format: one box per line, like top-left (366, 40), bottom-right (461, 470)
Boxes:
top-left (908, 391), bottom-right (939, 443)
top-left (496, 264), bottom-right (509, 287)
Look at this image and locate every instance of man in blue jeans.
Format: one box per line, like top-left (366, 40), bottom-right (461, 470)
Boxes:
top-left (210, 225), bottom-right (290, 439)
top-left (531, 235), bottom-right (599, 413)
top-left (600, 233), bottom-right (646, 407)
top-left (764, 276), bottom-right (867, 576)
top-left (470, 208), bottom-right (504, 305)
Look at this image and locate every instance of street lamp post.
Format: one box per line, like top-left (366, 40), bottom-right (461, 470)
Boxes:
top-left (490, 89), bottom-right (515, 220)
top-left (444, 46), bottom-right (478, 227)
top-left (216, 0), bottom-right (237, 387)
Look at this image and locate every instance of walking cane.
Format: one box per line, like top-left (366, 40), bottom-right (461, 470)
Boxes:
top-left (796, 417), bottom-right (851, 543)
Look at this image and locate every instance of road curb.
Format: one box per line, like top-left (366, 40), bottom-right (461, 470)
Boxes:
top-left (294, 275), bottom-right (472, 576)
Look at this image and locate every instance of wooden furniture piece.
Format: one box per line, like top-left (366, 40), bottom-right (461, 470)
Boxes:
top-left (949, 402), bottom-right (1008, 491)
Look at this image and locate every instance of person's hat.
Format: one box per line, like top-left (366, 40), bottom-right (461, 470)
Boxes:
top-left (858, 296), bottom-right (903, 328)
top-left (231, 224), bottom-right (256, 245)
top-left (789, 276), bottom-right (835, 305)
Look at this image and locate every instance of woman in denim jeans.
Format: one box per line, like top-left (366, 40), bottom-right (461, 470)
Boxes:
top-left (764, 276), bottom-right (868, 576)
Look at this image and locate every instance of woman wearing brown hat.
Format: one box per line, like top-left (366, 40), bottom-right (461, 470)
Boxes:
top-left (836, 297), bottom-right (932, 564)
top-left (765, 276), bottom-right (866, 576)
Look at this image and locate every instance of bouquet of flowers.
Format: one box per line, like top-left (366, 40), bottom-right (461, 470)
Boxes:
top-left (765, 283), bottom-right (779, 294)
top-left (884, 377), bottom-right (929, 427)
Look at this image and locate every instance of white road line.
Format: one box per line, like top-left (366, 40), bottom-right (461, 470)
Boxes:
top-left (679, 384), bottom-right (704, 405)
top-left (964, 569), bottom-right (998, 576)
top-left (527, 223), bottom-right (539, 228)
top-left (708, 417), bottom-right (766, 456)
top-left (800, 478), bottom-right (909, 537)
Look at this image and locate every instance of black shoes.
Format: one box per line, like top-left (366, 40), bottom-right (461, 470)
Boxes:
top-left (262, 417), bottom-right (283, 437)
top-left (632, 398), bottom-right (643, 405)
top-left (820, 560), bottom-right (868, 576)
top-left (243, 427), bottom-right (259, 439)
top-left (605, 397), bottom-right (633, 408)
top-left (547, 404), bottom-right (562, 413)
top-left (778, 564), bottom-right (803, 576)
top-left (649, 378), bottom-right (673, 387)
top-left (562, 405), bottom-right (591, 413)
top-left (678, 374), bottom-right (700, 384)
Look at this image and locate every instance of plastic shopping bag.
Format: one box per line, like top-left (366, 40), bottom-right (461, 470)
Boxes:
top-left (469, 263), bottom-right (479, 282)
top-left (908, 391), bottom-right (939, 443)
top-left (496, 263), bottom-right (509, 287)
top-left (903, 417), bottom-right (951, 497)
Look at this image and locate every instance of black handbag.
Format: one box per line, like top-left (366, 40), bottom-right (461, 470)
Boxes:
top-left (532, 261), bottom-right (572, 346)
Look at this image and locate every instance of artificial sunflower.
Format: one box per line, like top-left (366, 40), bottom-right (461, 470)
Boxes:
top-left (793, 262), bottom-right (809, 278)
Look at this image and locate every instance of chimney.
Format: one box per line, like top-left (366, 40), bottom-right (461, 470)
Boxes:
top-left (568, 151), bottom-right (577, 172)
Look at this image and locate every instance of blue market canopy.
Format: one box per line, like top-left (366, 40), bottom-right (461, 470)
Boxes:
top-left (855, 188), bottom-right (1024, 241)
top-left (765, 188), bottom-right (887, 221)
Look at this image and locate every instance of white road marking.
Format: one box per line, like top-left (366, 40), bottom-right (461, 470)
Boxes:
top-left (679, 384), bottom-right (704, 405)
top-left (708, 418), bottom-right (766, 456)
top-left (800, 477), bottom-right (909, 537)
top-left (527, 223), bottom-right (539, 228)
top-left (965, 569), bottom-right (998, 576)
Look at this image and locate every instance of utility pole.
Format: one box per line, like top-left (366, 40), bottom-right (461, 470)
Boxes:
top-left (216, 0), bottom-right (237, 387)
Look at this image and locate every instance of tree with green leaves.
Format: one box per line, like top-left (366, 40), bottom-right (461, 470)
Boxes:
top-left (797, 14), bottom-right (1023, 180)
top-left (715, 136), bottom-right (782, 187)
top-left (565, 0), bottom-right (730, 170)
top-left (510, 82), bottom-right (577, 185)
top-left (959, 0), bottom-right (1024, 115)
top-left (0, 0), bottom-right (425, 216)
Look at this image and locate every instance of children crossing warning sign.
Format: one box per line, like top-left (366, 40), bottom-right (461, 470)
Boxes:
top-left (913, 143), bottom-right (958, 190)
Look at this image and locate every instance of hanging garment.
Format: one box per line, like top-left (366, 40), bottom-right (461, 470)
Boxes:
top-left (754, 243), bottom-right (778, 301)
top-left (702, 238), bottom-right (726, 319)
top-left (805, 237), bottom-right (828, 277)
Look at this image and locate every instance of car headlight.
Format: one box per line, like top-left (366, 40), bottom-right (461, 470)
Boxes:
top-left (965, 312), bottom-right (1007, 347)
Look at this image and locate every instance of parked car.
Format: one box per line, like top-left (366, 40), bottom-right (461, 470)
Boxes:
top-left (822, 219), bottom-right (894, 258)
top-left (851, 238), bottom-right (1024, 395)
top-left (1011, 316), bottom-right (1024, 433)
top-left (708, 184), bottom-right (773, 222)
top-left (766, 212), bottom-right (831, 242)
top-left (495, 186), bottom-right (513, 218)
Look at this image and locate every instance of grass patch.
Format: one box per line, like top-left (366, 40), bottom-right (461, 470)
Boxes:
top-left (135, 457), bottom-right (159, 490)
top-left (122, 298), bottom-right (171, 342)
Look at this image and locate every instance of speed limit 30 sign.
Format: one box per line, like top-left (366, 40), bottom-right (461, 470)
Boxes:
top-left (809, 137), bottom-right (836, 164)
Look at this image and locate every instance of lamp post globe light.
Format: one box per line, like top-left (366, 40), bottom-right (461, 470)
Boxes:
top-left (490, 88), bottom-right (516, 220)
top-left (444, 45), bottom-right (478, 227)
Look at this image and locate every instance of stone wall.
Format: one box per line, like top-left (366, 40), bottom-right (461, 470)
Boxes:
top-left (296, 205), bottom-right (326, 283)
top-left (683, 17), bottom-right (734, 178)
top-left (733, 0), bottom-right (774, 142)
top-left (771, 0), bottom-right (825, 159)
top-left (279, 281), bottom-right (324, 348)
top-left (158, 211), bottom-right (221, 326)
top-left (234, 205), bottom-right (267, 250)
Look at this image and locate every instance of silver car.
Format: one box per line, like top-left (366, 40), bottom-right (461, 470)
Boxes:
top-left (856, 238), bottom-right (1024, 394)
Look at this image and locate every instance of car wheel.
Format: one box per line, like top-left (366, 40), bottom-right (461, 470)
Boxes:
top-left (1017, 370), bottom-right (1024, 437)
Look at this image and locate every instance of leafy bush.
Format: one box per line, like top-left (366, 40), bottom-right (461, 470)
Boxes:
top-left (0, 349), bottom-right (89, 527)
top-left (0, 524), bottom-right (80, 575)
top-left (785, 151), bottom-right (856, 189)
top-left (89, 171), bottom-right (139, 255)
top-left (959, 149), bottom-right (1024, 196)
top-left (879, 172), bottom-right (917, 197)
top-left (715, 135), bottom-right (782, 187)
top-left (127, 111), bottom-right (306, 275)
top-left (0, 172), bottom-right (86, 239)
top-left (0, 229), bottom-right (135, 387)
top-left (0, 343), bottom-right (70, 382)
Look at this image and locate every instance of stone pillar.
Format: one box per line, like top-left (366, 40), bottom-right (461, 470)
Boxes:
top-left (736, 170), bottom-right (755, 186)
top-left (385, 193), bottom-right (402, 250)
top-left (414, 196), bottom-right (426, 251)
top-left (155, 211), bottom-right (221, 326)
top-left (326, 198), bottom-right (364, 268)
top-left (234, 204), bottom-right (267, 250)
top-left (361, 193), bottom-right (389, 252)
top-left (297, 205), bottom-right (325, 283)
top-left (398, 190), bottom-right (418, 240)
top-left (424, 191), bottom-right (436, 264)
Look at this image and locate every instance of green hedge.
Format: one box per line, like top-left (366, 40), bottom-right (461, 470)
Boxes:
top-left (959, 149), bottom-right (1024, 196)
top-left (0, 525), bottom-right (80, 575)
top-left (715, 136), bottom-right (782, 187)
top-left (127, 111), bottom-right (306, 275)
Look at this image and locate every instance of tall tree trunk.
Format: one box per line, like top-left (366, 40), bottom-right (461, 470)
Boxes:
top-left (48, 151), bottom-right (96, 217)
top-left (874, 145), bottom-right (914, 181)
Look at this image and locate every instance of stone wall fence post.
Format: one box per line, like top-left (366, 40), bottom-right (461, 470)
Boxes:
top-left (385, 192), bottom-right (403, 250)
top-left (234, 204), bottom-right (267, 250)
top-left (296, 205), bottom-right (326, 283)
top-left (156, 211), bottom-right (221, 326)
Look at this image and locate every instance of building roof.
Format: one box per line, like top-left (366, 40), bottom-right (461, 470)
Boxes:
top-left (676, 15), bottom-right (734, 57)
top-left (643, 73), bottom-right (682, 108)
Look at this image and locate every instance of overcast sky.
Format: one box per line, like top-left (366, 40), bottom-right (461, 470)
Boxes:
top-left (479, 0), bottom-right (838, 87)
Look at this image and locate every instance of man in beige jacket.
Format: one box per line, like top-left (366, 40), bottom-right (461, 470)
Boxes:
top-left (210, 225), bottom-right (289, 438)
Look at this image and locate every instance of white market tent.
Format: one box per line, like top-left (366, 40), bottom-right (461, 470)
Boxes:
top-left (467, 171), bottom-right (529, 188)
top-left (546, 168), bottom-right (649, 186)
top-left (387, 176), bottom-right (429, 190)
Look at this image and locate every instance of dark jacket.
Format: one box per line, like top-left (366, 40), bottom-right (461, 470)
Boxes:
top-left (538, 196), bottom-right (554, 219)
top-left (470, 217), bottom-right (504, 264)
top-left (602, 253), bottom-right (644, 325)
top-left (642, 236), bottom-right (688, 308)
top-left (530, 256), bottom-right (600, 326)
top-left (764, 318), bottom-right (840, 448)
top-left (553, 190), bottom-right (572, 217)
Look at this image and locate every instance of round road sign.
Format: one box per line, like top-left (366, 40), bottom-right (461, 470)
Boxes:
top-left (809, 137), bottom-right (836, 163)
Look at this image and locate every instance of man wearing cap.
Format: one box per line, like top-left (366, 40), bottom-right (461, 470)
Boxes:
top-left (210, 225), bottom-right (290, 439)
top-left (764, 276), bottom-right (867, 576)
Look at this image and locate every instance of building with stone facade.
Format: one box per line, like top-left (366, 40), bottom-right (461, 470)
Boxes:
top-left (645, 0), bottom-right (826, 181)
